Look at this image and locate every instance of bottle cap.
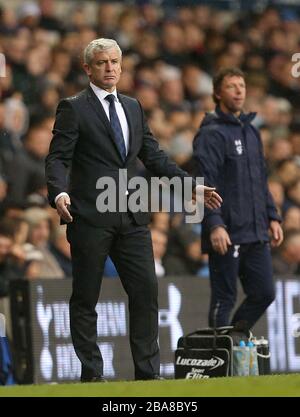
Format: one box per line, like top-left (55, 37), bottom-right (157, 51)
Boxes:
top-left (247, 341), bottom-right (254, 347)
top-left (259, 337), bottom-right (268, 346)
top-left (239, 340), bottom-right (246, 347)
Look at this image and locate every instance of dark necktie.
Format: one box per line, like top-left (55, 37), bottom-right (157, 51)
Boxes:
top-left (105, 94), bottom-right (127, 161)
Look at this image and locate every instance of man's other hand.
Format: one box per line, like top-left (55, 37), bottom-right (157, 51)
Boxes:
top-left (269, 220), bottom-right (284, 247)
top-left (210, 226), bottom-right (232, 255)
top-left (192, 185), bottom-right (223, 210)
top-left (56, 195), bottom-right (73, 223)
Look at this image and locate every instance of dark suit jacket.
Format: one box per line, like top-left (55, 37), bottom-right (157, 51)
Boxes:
top-left (45, 86), bottom-right (194, 226)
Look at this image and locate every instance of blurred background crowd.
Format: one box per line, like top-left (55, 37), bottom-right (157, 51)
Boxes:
top-left (0, 0), bottom-right (300, 303)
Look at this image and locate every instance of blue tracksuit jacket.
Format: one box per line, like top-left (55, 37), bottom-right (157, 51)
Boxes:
top-left (193, 106), bottom-right (281, 252)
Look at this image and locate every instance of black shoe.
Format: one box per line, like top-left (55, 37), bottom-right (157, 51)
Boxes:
top-left (81, 376), bottom-right (107, 383)
top-left (135, 374), bottom-right (165, 381)
top-left (152, 375), bottom-right (164, 380)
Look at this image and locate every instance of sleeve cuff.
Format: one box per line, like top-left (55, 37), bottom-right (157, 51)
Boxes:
top-left (55, 192), bottom-right (69, 204)
top-left (205, 213), bottom-right (226, 231)
top-left (268, 210), bottom-right (282, 223)
top-left (210, 224), bottom-right (227, 232)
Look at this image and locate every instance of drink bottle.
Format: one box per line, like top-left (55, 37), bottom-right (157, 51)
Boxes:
top-left (260, 336), bottom-right (271, 375)
top-left (247, 340), bottom-right (259, 376)
top-left (233, 340), bottom-right (249, 376)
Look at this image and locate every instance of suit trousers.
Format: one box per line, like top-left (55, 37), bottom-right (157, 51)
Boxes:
top-left (208, 242), bottom-right (276, 329)
top-left (66, 212), bottom-right (159, 380)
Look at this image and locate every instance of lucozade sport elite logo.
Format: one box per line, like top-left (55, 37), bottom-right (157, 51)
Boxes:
top-left (176, 356), bottom-right (225, 370)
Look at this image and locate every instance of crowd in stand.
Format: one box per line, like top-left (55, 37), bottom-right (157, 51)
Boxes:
top-left (0, 0), bottom-right (299, 300)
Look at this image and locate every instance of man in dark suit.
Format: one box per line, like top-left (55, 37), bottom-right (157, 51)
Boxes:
top-left (45, 38), bottom-right (221, 382)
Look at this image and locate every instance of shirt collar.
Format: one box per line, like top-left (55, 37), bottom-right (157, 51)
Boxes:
top-left (90, 82), bottom-right (119, 102)
top-left (215, 105), bottom-right (256, 125)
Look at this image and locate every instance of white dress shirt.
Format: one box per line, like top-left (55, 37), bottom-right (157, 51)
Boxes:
top-left (89, 82), bottom-right (130, 154)
top-left (55, 82), bottom-right (130, 204)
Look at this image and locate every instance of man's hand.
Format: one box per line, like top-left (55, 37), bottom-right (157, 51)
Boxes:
top-left (210, 226), bottom-right (232, 255)
top-left (192, 185), bottom-right (223, 210)
top-left (56, 195), bottom-right (73, 223)
top-left (269, 220), bottom-right (284, 247)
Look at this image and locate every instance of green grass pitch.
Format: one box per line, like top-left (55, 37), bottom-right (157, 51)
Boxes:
top-left (1, 374), bottom-right (300, 397)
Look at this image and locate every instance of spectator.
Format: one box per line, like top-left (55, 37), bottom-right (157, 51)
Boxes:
top-left (268, 136), bottom-right (293, 166)
top-left (289, 130), bottom-right (300, 157)
top-left (268, 177), bottom-right (285, 215)
top-left (151, 212), bottom-right (170, 234)
top-left (161, 22), bottom-right (188, 68)
top-left (0, 221), bottom-right (23, 298)
top-left (164, 218), bottom-right (205, 276)
top-left (4, 123), bottom-right (50, 205)
top-left (39, 0), bottom-right (63, 33)
top-left (272, 230), bottom-right (300, 276)
top-left (1, 216), bottom-right (29, 271)
top-left (283, 207), bottom-right (300, 232)
top-left (286, 178), bottom-right (300, 208)
top-left (18, 2), bottom-right (41, 30)
top-left (275, 158), bottom-right (300, 189)
top-left (24, 207), bottom-right (65, 279)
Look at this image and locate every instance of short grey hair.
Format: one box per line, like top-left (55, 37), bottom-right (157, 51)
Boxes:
top-left (83, 38), bottom-right (122, 65)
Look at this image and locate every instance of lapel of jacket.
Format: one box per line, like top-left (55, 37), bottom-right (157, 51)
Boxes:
top-left (117, 93), bottom-right (135, 162)
top-left (86, 86), bottom-right (124, 161)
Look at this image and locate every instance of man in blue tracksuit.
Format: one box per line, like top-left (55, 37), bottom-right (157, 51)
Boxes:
top-left (193, 68), bottom-right (283, 330)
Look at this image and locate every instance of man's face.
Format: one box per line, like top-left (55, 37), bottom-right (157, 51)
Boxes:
top-left (26, 127), bottom-right (51, 159)
top-left (84, 47), bottom-right (122, 92)
top-left (30, 220), bottom-right (50, 247)
top-left (216, 75), bottom-right (246, 114)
